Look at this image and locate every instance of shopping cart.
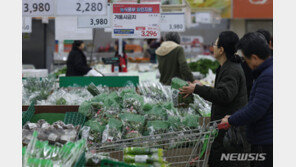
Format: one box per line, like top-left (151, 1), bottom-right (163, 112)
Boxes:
top-left (95, 119), bottom-right (230, 167)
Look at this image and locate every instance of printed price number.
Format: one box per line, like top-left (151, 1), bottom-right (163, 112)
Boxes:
top-left (141, 31), bottom-right (158, 37)
top-left (76, 2), bottom-right (103, 13)
top-left (169, 24), bottom-right (183, 30)
top-left (23, 2), bottom-right (51, 14)
top-left (90, 18), bottom-right (108, 26)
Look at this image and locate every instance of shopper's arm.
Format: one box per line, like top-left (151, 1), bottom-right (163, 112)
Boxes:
top-left (178, 47), bottom-right (194, 82)
top-left (73, 54), bottom-right (91, 74)
top-left (194, 69), bottom-right (239, 104)
top-left (229, 75), bottom-right (273, 126)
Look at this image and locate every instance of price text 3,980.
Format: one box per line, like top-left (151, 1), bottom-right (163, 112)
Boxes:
top-left (90, 18), bottom-right (108, 26)
top-left (23, 3), bottom-right (51, 13)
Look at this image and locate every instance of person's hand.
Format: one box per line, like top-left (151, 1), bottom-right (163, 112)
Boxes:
top-left (193, 80), bottom-right (204, 86)
top-left (221, 115), bottom-right (231, 125)
top-left (179, 83), bottom-right (196, 98)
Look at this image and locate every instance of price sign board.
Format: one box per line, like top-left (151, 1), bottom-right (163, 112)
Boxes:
top-left (77, 3), bottom-right (111, 28)
top-left (55, 17), bottom-right (93, 40)
top-left (160, 13), bottom-right (185, 32)
top-left (22, 0), bottom-right (54, 16)
top-left (195, 12), bottom-right (213, 24)
top-left (56, 0), bottom-right (107, 16)
top-left (22, 17), bottom-right (32, 33)
top-left (112, 3), bottom-right (160, 39)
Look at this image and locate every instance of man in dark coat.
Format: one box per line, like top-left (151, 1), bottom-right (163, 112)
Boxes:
top-left (222, 32), bottom-right (273, 167)
top-left (66, 40), bottom-right (91, 76)
top-left (156, 32), bottom-right (194, 85)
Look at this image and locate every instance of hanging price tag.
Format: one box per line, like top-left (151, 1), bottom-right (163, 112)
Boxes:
top-left (22, 17), bottom-right (32, 33)
top-left (195, 12), bottom-right (213, 24)
top-left (22, 0), bottom-right (54, 16)
top-left (112, 3), bottom-right (160, 39)
top-left (160, 13), bottom-right (185, 32)
top-left (56, 0), bottom-right (107, 16)
top-left (77, 3), bottom-right (111, 28)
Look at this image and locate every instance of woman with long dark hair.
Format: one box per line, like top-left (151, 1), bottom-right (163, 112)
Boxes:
top-left (180, 31), bottom-right (249, 167)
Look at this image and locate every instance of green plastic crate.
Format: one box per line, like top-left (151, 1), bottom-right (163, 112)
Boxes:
top-left (64, 112), bottom-right (86, 126)
top-left (30, 113), bottom-right (66, 124)
top-left (74, 152), bottom-right (85, 167)
top-left (101, 159), bottom-right (136, 167)
top-left (59, 76), bottom-right (139, 88)
top-left (22, 101), bottom-right (36, 126)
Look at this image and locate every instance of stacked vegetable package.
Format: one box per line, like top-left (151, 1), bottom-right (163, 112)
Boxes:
top-left (124, 147), bottom-right (169, 167)
top-left (79, 80), bottom-right (211, 147)
top-left (23, 131), bottom-right (86, 167)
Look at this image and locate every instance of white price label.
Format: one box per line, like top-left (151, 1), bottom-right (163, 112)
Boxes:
top-left (78, 17), bottom-right (109, 28)
top-left (55, 17), bottom-right (93, 40)
top-left (22, 17), bottom-right (32, 33)
top-left (77, 3), bottom-right (111, 28)
top-left (195, 12), bottom-right (213, 24)
top-left (56, 0), bottom-right (107, 16)
top-left (160, 13), bottom-right (185, 32)
top-left (22, 0), bottom-right (54, 16)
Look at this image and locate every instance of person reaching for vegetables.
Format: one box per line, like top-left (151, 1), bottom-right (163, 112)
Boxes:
top-left (221, 32), bottom-right (273, 167)
top-left (180, 31), bottom-right (249, 167)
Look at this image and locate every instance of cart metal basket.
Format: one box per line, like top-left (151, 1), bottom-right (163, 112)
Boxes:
top-left (95, 120), bottom-right (227, 167)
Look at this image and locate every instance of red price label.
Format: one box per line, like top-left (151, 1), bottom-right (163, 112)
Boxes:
top-left (141, 30), bottom-right (158, 37)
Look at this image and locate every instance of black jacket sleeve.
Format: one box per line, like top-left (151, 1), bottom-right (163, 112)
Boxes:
top-left (194, 68), bottom-right (239, 105)
top-left (73, 53), bottom-right (91, 75)
top-left (177, 47), bottom-right (194, 82)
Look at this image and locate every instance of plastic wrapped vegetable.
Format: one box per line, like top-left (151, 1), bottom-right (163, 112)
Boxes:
top-left (78, 101), bottom-right (102, 119)
top-left (84, 119), bottom-right (106, 143)
top-left (23, 131), bottom-right (86, 167)
top-left (22, 120), bottom-right (79, 146)
top-left (87, 83), bottom-right (101, 96)
top-left (124, 154), bottom-right (165, 164)
top-left (143, 103), bottom-right (153, 112)
top-left (78, 101), bottom-right (93, 119)
top-left (85, 152), bottom-right (118, 166)
top-left (120, 113), bottom-right (146, 138)
top-left (124, 147), bottom-right (163, 155)
top-left (139, 81), bottom-right (172, 103)
top-left (171, 77), bottom-right (194, 107)
top-left (56, 97), bottom-right (67, 105)
top-left (130, 162), bottom-right (169, 167)
top-left (122, 93), bottom-right (144, 112)
top-left (182, 114), bottom-right (200, 128)
top-left (102, 119), bottom-right (123, 143)
top-left (168, 116), bottom-right (183, 131)
top-left (146, 105), bottom-right (168, 121)
top-left (146, 121), bottom-right (170, 135)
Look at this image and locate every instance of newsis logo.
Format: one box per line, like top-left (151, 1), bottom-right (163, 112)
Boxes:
top-left (221, 153), bottom-right (266, 161)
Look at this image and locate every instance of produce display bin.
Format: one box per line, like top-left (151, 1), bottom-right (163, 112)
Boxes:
top-left (22, 101), bottom-right (36, 126)
top-left (22, 105), bottom-right (79, 113)
top-left (30, 113), bottom-right (66, 124)
top-left (22, 105), bottom-right (80, 124)
top-left (100, 159), bottom-right (136, 167)
top-left (59, 76), bottom-right (139, 88)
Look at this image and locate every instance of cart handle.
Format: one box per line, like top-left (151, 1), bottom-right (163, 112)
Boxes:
top-left (217, 122), bottom-right (231, 130)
